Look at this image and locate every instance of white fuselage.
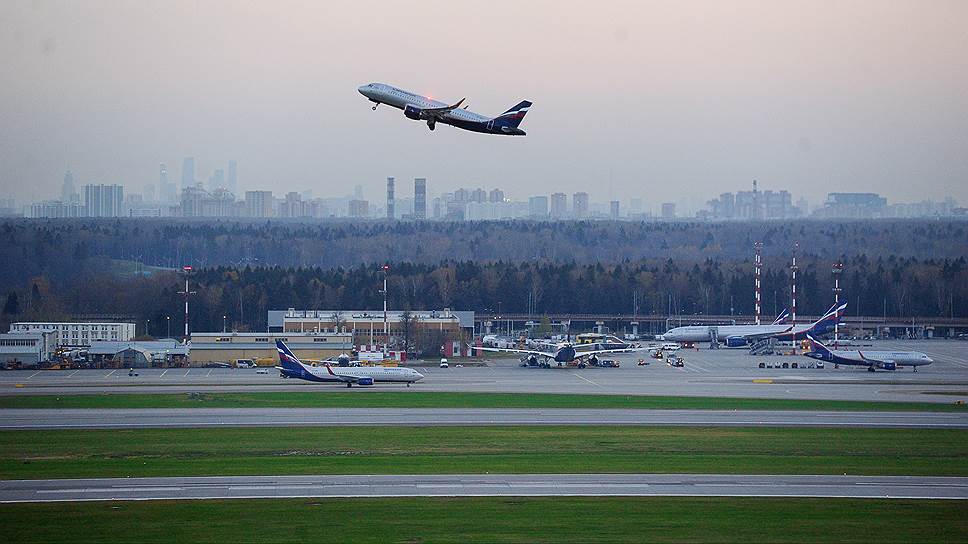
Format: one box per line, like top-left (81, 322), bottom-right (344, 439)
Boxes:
top-left (826, 350), bottom-right (933, 367)
top-left (358, 83), bottom-right (490, 125)
top-left (662, 324), bottom-right (799, 343)
top-left (294, 362), bottom-right (424, 383)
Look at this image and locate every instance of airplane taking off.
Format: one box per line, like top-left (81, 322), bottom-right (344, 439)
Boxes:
top-left (358, 83), bottom-right (531, 135)
top-left (661, 302), bottom-right (847, 346)
top-left (473, 342), bottom-right (637, 368)
top-left (275, 340), bottom-right (424, 387)
top-left (804, 334), bottom-right (933, 372)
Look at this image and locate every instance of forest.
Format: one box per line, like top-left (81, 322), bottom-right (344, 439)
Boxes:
top-left (1, 217), bottom-right (965, 334)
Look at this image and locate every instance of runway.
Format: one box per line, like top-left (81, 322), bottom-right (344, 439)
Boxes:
top-left (2, 339), bottom-right (966, 403)
top-left (3, 473), bottom-right (966, 502)
top-left (2, 407), bottom-right (966, 429)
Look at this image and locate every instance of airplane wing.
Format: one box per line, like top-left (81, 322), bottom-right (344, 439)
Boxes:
top-left (472, 346), bottom-right (556, 358)
top-left (857, 352), bottom-right (895, 366)
top-left (574, 347), bottom-right (641, 358)
top-left (421, 98), bottom-right (465, 117)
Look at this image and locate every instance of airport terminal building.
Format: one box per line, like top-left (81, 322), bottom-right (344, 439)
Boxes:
top-left (8, 321), bottom-right (136, 348)
top-left (0, 331), bottom-right (57, 368)
top-left (268, 308), bottom-right (474, 357)
top-left (189, 332), bottom-right (354, 366)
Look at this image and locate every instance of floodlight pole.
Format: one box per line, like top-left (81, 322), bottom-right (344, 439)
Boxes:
top-left (382, 264), bottom-right (390, 356)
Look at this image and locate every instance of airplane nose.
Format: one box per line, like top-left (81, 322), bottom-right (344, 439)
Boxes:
top-left (416, 372), bottom-right (425, 380)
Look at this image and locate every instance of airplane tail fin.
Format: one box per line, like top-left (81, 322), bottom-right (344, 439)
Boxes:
top-left (805, 334), bottom-right (831, 356)
top-left (771, 308), bottom-right (790, 325)
top-left (809, 302), bottom-right (847, 333)
top-left (494, 101), bottom-right (532, 128)
top-left (276, 340), bottom-right (304, 372)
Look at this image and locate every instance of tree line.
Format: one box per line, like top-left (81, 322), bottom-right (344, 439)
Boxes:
top-left (2, 218), bottom-right (966, 290)
top-left (3, 255), bottom-right (965, 336)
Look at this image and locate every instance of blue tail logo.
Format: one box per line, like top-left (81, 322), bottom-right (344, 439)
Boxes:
top-left (276, 340), bottom-right (304, 372)
top-left (494, 100), bottom-right (532, 128)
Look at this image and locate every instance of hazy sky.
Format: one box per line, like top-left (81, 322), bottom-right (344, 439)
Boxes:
top-left (2, 0), bottom-right (966, 211)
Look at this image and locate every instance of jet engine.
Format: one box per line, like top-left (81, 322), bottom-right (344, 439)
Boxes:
top-left (725, 336), bottom-right (748, 348)
top-left (588, 355), bottom-right (599, 366)
top-left (403, 105), bottom-right (422, 120)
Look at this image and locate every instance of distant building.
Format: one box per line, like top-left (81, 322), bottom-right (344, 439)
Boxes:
top-left (61, 170), bottom-right (77, 203)
top-left (86, 340), bottom-right (189, 368)
top-left (180, 186), bottom-right (235, 217)
top-left (550, 192), bottom-right (567, 219)
top-left (84, 184), bottom-right (124, 217)
top-left (573, 192), bottom-right (589, 218)
top-left (661, 202), bottom-right (676, 219)
top-left (348, 199), bottom-right (369, 218)
top-left (0, 331), bottom-right (57, 368)
top-left (10, 322), bottom-right (136, 348)
top-left (226, 160), bottom-right (238, 195)
top-left (489, 188), bottom-right (505, 203)
top-left (815, 192), bottom-right (887, 219)
top-left (159, 163), bottom-right (177, 203)
top-left (208, 168), bottom-right (225, 192)
top-left (181, 157), bottom-right (195, 189)
top-left (29, 200), bottom-right (85, 218)
top-left (245, 191), bottom-right (274, 218)
top-left (273, 308), bottom-right (471, 356)
top-left (386, 177), bottom-right (395, 219)
top-left (189, 332), bottom-right (353, 366)
top-left (469, 188), bottom-right (487, 203)
top-left (610, 200), bottom-right (620, 219)
top-left (0, 198), bottom-right (18, 217)
top-left (414, 178), bottom-right (427, 219)
top-left (528, 196), bottom-right (548, 218)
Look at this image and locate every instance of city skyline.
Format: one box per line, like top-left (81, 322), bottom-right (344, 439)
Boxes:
top-left (2, 1), bottom-right (966, 205)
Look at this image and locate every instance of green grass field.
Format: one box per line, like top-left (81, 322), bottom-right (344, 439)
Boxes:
top-left (5, 497), bottom-right (966, 543)
top-left (2, 390), bottom-right (966, 411)
top-left (3, 426), bottom-right (966, 479)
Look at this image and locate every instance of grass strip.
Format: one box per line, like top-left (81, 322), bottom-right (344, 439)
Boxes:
top-left (4, 497), bottom-right (967, 543)
top-left (2, 426), bottom-right (966, 479)
top-left (1, 391), bottom-right (966, 411)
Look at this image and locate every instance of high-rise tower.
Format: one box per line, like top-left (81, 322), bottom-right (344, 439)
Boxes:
top-left (386, 177), bottom-right (395, 219)
top-left (414, 178), bottom-right (426, 219)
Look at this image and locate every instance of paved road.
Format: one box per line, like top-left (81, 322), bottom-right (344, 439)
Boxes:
top-left (2, 408), bottom-right (966, 429)
top-left (3, 474), bottom-right (966, 502)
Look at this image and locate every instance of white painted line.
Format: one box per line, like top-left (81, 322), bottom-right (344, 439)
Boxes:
top-left (159, 369), bottom-right (168, 378)
top-left (183, 370), bottom-right (190, 377)
top-left (572, 373), bottom-right (601, 388)
top-left (206, 369), bottom-right (213, 377)
top-left (104, 370), bottom-right (117, 378)
top-left (26, 371), bottom-right (41, 379)
top-left (68, 370), bottom-right (80, 378)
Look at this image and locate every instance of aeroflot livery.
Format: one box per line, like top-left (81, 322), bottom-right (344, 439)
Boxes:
top-left (661, 302), bottom-right (847, 346)
top-left (275, 340), bottom-right (424, 387)
top-left (805, 334), bottom-right (933, 372)
top-left (358, 83), bottom-right (531, 135)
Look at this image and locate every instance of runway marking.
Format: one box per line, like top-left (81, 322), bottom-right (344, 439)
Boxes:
top-left (183, 370), bottom-right (190, 377)
top-left (104, 370), bottom-right (117, 378)
top-left (206, 369), bottom-right (213, 377)
top-left (26, 371), bottom-right (41, 379)
top-left (572, 373), bottom-right (602, 388)
top-left (160, 369), bottom-right (168, 378)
